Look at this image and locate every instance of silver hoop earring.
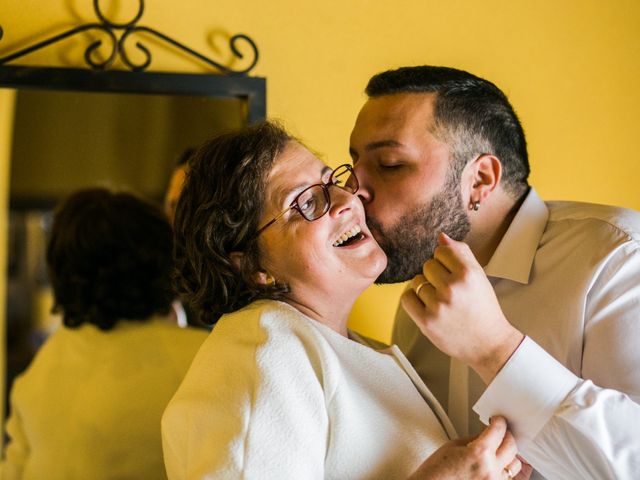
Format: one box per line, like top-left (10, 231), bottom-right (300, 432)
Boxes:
top-left (469, 201), bottom-right (480, 211)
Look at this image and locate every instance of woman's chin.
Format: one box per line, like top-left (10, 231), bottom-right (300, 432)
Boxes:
top-left (372, 246), bottom-right (389, 278)
top-left (360, 248), bottom-right (388, 285)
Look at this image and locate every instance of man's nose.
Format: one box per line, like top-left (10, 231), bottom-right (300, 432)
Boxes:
top-left (351, 165), bottom-right (373, 204)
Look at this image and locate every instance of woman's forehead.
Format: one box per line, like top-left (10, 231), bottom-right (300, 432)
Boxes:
top-left (266, 143), bottom-right (328, 204)
top-left (273, 141), bottom-right (325, 174)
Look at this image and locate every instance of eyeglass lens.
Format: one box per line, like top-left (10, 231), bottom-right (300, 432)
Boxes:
top-left (296, 165), bottom-right (358, 221)
top-left (296, 186), bottom-right (330, 221)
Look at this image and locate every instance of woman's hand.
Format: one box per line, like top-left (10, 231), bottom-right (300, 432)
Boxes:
top-left (400, 233), bottom-right (524, 384)
top-left (408, 417), bottom-right (529, 480)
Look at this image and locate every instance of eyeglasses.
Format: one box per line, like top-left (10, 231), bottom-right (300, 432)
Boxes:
top-left (256, 164), bottom-right (359, 236)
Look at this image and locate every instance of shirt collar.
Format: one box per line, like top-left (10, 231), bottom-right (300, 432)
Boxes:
top-left (484, 188), bottom-right (549, 284)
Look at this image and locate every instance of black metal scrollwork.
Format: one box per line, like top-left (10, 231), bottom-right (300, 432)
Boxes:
top-left (0, 0), bottom-right (259, 75)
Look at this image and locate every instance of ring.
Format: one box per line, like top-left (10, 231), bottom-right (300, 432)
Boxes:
top-left (414, 280), bottom-right (430, 297)
top-left (504, 466), bottom-right (513, 478)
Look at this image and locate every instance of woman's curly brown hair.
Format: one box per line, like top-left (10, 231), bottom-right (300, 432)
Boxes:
top-left (173, 121), bottom-right (292, 325)
top-left (47, 188), bottom-right (175, 330)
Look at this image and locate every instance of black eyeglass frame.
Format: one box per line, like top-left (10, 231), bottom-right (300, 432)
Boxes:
top-left (255, 164), bottom-right (358, 236)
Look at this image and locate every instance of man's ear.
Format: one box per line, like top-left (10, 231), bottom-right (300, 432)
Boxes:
top-left (465, 154), bottom-right (502, 205)
top-left (230, 251), bottom-right (275, 286)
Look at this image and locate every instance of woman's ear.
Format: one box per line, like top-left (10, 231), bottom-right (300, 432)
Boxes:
top-left (254, 271), bottom-right (276, 286)
top-left (229, 252), bottom-right (244, 270)
top-left (230, 251), bottom-right (275, 286)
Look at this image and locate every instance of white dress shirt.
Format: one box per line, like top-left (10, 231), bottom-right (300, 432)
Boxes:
top-left (162, 300), bottom-right (453, 480)
top-left (393, 188), bottom-right (640, 479)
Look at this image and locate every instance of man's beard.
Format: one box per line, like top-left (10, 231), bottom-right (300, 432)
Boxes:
top-left (368, 180), bottom-right (471, 284)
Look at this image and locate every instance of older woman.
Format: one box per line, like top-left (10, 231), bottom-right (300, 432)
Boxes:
top-left (162, 122), bottom-right (522, 479)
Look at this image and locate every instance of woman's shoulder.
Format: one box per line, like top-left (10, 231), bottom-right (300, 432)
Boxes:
top-left (217, 301), bottom-right (389, 374)
top-left (214, 300), bottom-right (328, 345)
top-left (348, 331), bottom-right (390, 350)
top-left (173, 300), bottom-right (342, 402)
top-left (196, 300), bottom-right (341, 380)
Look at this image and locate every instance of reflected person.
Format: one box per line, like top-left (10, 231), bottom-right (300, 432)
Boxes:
top-left (164, 148), bottom-right (194, 225)
top-left (163, 147), bottom-right (209, 330)
top-left (1, 188), bottom-right (208, 480)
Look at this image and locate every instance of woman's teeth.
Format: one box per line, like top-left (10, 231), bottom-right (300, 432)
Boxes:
top-left (333, 224), bottom-right (362, 247)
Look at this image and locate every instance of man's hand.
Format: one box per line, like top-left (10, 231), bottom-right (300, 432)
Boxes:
top-left (400, 232), bottom-right (524, 384)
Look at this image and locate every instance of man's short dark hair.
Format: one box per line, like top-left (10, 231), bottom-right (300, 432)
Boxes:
top-left (173, 121), bottom-right (292, 325)
top-left (366, 66), bottom-right (530, 197)
top-left (47, 188), bottom-right (175, 330)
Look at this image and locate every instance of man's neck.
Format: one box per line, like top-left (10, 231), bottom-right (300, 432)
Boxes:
top-left (466, 187), bottom-right (529, 266)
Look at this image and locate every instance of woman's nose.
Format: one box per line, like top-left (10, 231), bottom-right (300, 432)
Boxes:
top-left (329, 185), bottom-right (358, 217)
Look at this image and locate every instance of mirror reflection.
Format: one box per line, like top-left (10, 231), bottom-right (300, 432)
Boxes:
top-left (2, 79), bottom-right (259, 460)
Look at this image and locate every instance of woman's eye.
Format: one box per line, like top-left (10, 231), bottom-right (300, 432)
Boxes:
top-left (299, 197), bottom-right (316, 213)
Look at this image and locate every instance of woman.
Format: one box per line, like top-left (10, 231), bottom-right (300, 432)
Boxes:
top-left (1, 189), bottom-right (208, 480)
top-left (162, 122), bottom-right (522, 479)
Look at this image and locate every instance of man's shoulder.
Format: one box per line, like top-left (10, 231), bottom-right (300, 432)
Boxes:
top-left (545, 200), bottom-right (640, 243)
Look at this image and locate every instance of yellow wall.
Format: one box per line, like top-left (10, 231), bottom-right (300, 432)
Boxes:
top-left (0, 90), bottom-right (15, 437)
top-left (1, 0), bottom-right (639, 347)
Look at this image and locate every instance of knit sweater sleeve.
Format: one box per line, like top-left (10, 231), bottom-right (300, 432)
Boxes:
top-left (162, 302), bottom-right (336, 480)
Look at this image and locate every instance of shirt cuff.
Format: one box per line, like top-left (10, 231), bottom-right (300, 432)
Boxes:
top-left (472, 336), bottom-right (581, 441)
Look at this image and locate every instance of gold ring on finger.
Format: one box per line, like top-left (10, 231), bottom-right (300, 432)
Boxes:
top-left (415, 281), bottom-right (430, 297)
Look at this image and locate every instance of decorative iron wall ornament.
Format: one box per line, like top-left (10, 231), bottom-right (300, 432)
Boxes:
top-left (0, 0), bottom-right (259, 75)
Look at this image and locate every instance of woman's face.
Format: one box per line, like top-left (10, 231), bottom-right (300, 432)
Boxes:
top-left (257, 142), bottom-right (387, 308)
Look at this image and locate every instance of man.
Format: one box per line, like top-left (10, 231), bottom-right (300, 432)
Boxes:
top-left (349, 66), bottom-right (640, 479)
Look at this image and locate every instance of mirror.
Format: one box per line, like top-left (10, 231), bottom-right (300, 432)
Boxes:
top-left (0, 65), bottom-right (266, 425)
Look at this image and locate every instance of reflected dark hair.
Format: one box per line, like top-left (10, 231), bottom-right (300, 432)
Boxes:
top-left (173, 121), bottom-right (291, 325)
top-left (174, 148), bottom-right (195, 168)
top-left (366, 66), bottom-right (529, 197)
top-left (47, 188), bottom-right (174, 330)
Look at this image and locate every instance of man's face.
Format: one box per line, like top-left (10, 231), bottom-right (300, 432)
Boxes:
top-left (349, 92), bottom-right (470, 283)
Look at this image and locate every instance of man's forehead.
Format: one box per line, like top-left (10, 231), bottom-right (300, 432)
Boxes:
top-left (365, 92), bottom-right (435, 118)
top-left (352, 93), bottom-right (436, 139)
top-left (351, 95), bottom-right (436, 154)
